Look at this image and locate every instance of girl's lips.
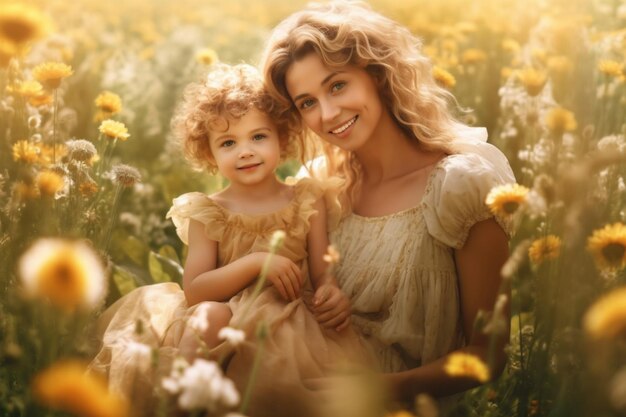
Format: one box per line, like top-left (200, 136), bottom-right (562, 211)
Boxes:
top-left (329, 115), bottom-right (358, 135)
top-left (237, 162), bottom-right (263, 170)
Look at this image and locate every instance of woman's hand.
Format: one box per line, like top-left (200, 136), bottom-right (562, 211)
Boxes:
top-left (311, 283), bottom-right (351, 331)
top-left (257, 252), bottom-right (303, 301)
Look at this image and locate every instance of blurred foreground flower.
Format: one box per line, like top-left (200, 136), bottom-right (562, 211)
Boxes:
top-left (162, 358), bottom-right (239, 413)
top-left (19, 238), bottom-right (106, 311)
top-left (218, 327), bottom-right (246, 347)
top-left (0, 3), bottom-right (51, 48)
top-left (99, 119), bottom-right (130, 141)
top-left (444, 352), bottom-right (490, 382)
top-left (32, 360), bottom-right (128, 417)
top-left (528, 235), bottom-right (561, 266)
top-left (587, 223), bottom-right (626, 271)
top-left (583, 286), bottom-right (626, 340)
top-left (32, 61), bottom-right (73, 89)
top-left (486, 183), bottom-right (529, 218)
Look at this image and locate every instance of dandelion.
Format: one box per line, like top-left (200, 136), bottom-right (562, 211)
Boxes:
top-left (461, 48), bottom-right (487, 65)
top-left (36, 171), bottom-right (64, 197)
top-left (66, 139), bottom-right (97, 162)
top-left (587, 223), bottom-right (626, 271)
top-left (111, 164), bottom-right (141, 188)
top-left (32, 360), bottom-right (128, 417)
top-left (94, 91), bottom-right (122, 114)
top-left (79, 180), bottom-right (98, 196)
top-left (444, 352), bottom-right (490, 382)
top-left (32, 62), bottom-right (73, 89)
top-left (528, 235), bottom-right (561, 266)
top-left (0, 4), bottom-right (51, 47)
top-left (218, 327), bottom-right (246, 347)
top-left (486, 183), bottom-right (529, 218)
top-left (516, 68), bottom-right (547, 97)
top-left (99, 119), bottom-right (130, 141)
top-left (196, 48), bottom-right (219, 66)
top-left (270, 230), bottom-right (286, 251)
top-left (545, 107), bottom-right (577, 136)
top-left (432, 66), bottom-right (456, 89)
top-left (12, 140), bottom-right (39, 163)
top-left (583, 286), bottom-right (626, 339)
top-left (19, 238), bottom-right (106, 311)
top-left (7, 80), bottom-right (43, 98)
top-left (162, 358), bottom-right (239, 413)
top-left (323, 244), bottom-right (340, 264)
top-left (598, 60), bottom-right (623, 78)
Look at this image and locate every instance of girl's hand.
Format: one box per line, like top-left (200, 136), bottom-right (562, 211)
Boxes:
top-left (312, 283), bottom-right (351, 331)
top-left (258, 253), bottom-right (303, 301)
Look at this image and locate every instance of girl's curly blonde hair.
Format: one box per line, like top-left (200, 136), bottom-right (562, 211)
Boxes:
top-left (261, 1), bottom-right (469, 201)
top-left (172, 63), bottom-right (301, 172)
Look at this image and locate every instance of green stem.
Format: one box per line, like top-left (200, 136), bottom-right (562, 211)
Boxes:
top-left (52, 89), bottom-right (59, 165)
top-left (239, 323), bottom-right (266, 415)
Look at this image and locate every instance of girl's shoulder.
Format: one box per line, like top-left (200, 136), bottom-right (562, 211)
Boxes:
top-left (166, 192), bottom-right (227, 245)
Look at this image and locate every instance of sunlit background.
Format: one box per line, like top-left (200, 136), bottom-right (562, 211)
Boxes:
top-left (1, 0), bottom-right (626, 416)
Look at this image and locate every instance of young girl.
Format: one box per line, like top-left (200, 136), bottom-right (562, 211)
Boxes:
top-left (90, 64), bottom-right (367, 417)
top-left (261, 0), bottom-right (515, 410)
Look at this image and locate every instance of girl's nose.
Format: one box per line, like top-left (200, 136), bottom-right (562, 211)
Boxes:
top-left (238, 147), bottom-right (254, 159)
top-left (320, 98), bottom-right (340, 123)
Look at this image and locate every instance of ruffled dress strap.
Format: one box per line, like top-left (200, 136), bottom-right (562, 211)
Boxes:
top-left (423, 140), bottom-right (516, 249)
top-left (291, 176), bottom-right (344, 233)
top-left (165, 192), bottom-right (226, 244)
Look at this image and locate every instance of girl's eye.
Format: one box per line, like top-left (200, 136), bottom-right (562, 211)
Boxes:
top-left (299, 98), bottom-right (315, 110)
top-left (221, 139), bottom-right (235, 148)
top-left (252, 134), bottom-right (266, 141)
top-left (331, 81), bottom-right (346, 93)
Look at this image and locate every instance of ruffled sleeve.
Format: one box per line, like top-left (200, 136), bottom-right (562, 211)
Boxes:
top-left (292, 176), bottom-right (345, 233)
top-left (423, 144), bottom-right (516, 249)
top-left (165, 192), bottom-right (225, 245)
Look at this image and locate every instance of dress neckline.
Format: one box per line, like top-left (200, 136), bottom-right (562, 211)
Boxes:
top-left (349, 154), bottom-right (452, 221)
top-left (207, 183), bottom-right (299, 219)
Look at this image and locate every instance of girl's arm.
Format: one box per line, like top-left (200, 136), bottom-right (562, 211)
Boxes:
top-left (307, 198), bottom-right (351, 331)
top-left (386, 217), bottom-right (510, 400)
top-left (183, 219), bottom-right (303, 306)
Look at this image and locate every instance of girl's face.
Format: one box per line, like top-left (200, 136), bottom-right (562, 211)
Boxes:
top-left (208, 108), bottom-right (281, 188)
top-left (285, 52), bottom-right (384, 152)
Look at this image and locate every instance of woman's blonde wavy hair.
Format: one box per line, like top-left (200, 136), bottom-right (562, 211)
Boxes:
top-left (171, 63), bottom-right (302, 173)
top-left (261, 1), bottom-right (468, 202)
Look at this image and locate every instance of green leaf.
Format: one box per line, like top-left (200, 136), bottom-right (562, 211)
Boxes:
top-left (148, 251), bottom-right (184, 284)
top-left (112, 265), bottom-right (139, 296)
top-left (148, 251), bottom-right (169, 283)
top-left (158, 244), bottom-right (180, 264)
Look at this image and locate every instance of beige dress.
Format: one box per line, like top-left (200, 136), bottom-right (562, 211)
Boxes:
top-left (330, 146), bottom-right (515, 374)
top-left (90, 178), bottom-right (369, 417)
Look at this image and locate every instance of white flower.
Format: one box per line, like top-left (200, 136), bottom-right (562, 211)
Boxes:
top-left (188, 303), bottom-right (211, 333)
top-left (120, 340), bottom-right (152, 372)
top-left (218, 327), bottom-right (245, 347)
top-left (269, 230), bottom-right (286, 251)
top-left (162, 359), bottom-right (239, 413)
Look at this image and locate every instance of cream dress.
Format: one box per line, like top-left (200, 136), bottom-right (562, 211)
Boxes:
top-left (89, 178), bottom-right (369, 417)
top-left (328, 135), bottom-right (515, 374)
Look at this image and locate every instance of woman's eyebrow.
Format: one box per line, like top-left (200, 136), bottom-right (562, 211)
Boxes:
top-left (292, 71), bottom-right (345, 102)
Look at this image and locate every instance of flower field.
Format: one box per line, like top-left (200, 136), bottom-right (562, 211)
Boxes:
top-left (1, 0), bottom-right (625, 416)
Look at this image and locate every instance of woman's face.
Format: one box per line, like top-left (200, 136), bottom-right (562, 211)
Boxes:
top-left (285, 53), bottom-right (385, 152)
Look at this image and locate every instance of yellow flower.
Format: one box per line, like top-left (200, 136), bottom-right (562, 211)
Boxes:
top-left (501, 38), bottom-right (520, 53)
top-left (32, 61), bottom-right (73, 89)
top-left (587, 223), bottom-right (626, 271)
top-left (0, 37), bottom-right (19, 67)
top-left (501, 67), bottom-right (513, 80)
top-left (7, 80), bottom-right (43, 98)
top-left (516, 68), bottom-right (547, 97)
top-left (29, 92), bottom-right (54, 107)
top-left (528, 235), bottom-right (561, 266)
top-left (432, 66), bottom-right (456, 89)
top-left (19, 238), bottom-right (106, 311)
top-left (98, 119), bottom-right (130, 141)
top-left (0, 3), bottom-right (52, 47)
top-left (79, 180), bottom-right (98, 196)
top-left (12, 140), bottom-right (39, 163)
top-left (32, 360), bottom-right (128, 417)
top-left (444, 352), bottom-right (490, 382)
top-left (583, 286), bottom-right (626, 340)
top-left (462, 48), bottom-right (487, 65)
top-left (485, 183), bottom-right (529, 217)
top-left (196, 48), bottom-right (219, 66)
top-left (598, 60), bottom-right (623, 78)
top-left (36, 171), bottom-right (64, 197)
top-left (14, 181), bottom-right (39, 201)
top-left (545, 107), bottom-right (577, 136)
top-left (547, 56), bottom-right (574, 76)
top-left (38, 143), bottom-right (67, 165)
top-left (94, 91), bottom-right (122, 114)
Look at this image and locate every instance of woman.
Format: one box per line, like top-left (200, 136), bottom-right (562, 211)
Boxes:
top-left (261, 0), bottom-right (514, 405)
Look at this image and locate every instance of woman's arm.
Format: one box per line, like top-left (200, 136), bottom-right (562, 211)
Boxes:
top-left (387, 217), bottom-right (510, 401)
top-left (307, 198), bottom-right (332, 287)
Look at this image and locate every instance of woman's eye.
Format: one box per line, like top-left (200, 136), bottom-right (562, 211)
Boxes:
top-left (331, 81), bottom-right (346, 93)
top-left (299, 98), bottom-right (315, 110)
top-left (252, 134), bottom-right (266, 141)
top-left (221, 139), bottom-right (235, 148)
